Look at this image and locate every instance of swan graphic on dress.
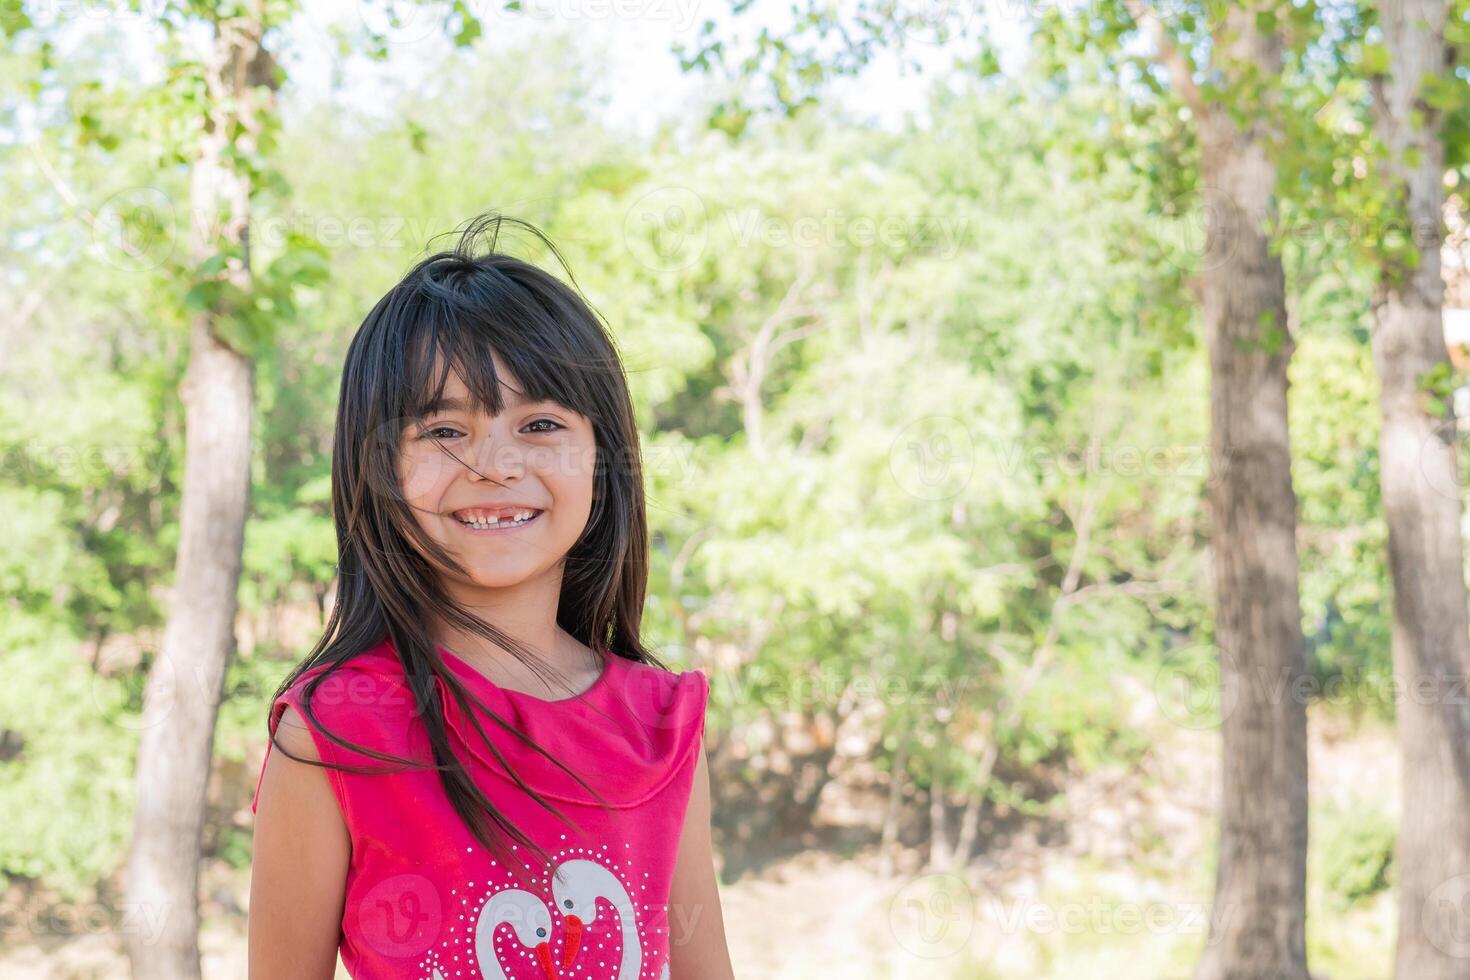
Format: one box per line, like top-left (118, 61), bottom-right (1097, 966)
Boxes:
top-left (464, 886), bottom-right (558, 979)
top-left (551, 858), bottom-right (642, 979)
top-left (441, 856), bottom-right (670, 980)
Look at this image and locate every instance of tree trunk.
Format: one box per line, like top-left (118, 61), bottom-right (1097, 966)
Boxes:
top-left (1192, 6), bottom-right (1310, 980)
top-left (928, 765), bottom-right (951, 871)
top-left (123, 15), bottom-right (269, 979)
top-left (951, 789), bottom-right (982, 869)
top-left (878, 729), bottom-right (911, 879)
top-left (1368, 3), bottom-right (1470, 976)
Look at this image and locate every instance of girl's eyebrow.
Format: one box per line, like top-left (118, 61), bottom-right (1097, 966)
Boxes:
top-left (420, 395), bottom-right (472, 414)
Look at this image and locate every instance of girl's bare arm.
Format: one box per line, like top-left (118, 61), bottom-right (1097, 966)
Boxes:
top-left (248, 705), bottom-right (351, 980)
top-left (668, 737), bottom-right (736, 979)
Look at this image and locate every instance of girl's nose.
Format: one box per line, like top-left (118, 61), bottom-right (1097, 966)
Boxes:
top-left (466, 431), bottom-right (526, 483)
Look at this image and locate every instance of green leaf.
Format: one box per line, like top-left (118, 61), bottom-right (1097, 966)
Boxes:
top-left (0, 3), bottom-right (31, 35)
top-left (1362, 43), bottom-right (1390, 76)
top-left (1422, 74), bottom-right (1464, 113)
top-left (452, 1), bottom-right (482, 47)
top-left (182, 281), bottom-right (221, 313)
top-left (406, 119), bottom-right (429, 154)
top-left (212, 313), bottom-right (264, 357)
top-left (1263, 326), bottom-right (1286, 356)
top-left (1418, 360), bottom-right (1456, 401)
top-left (197, 254), bottom-right (230, 277)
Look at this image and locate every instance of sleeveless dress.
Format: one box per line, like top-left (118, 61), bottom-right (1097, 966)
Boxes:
top-left (250, 636), bottom-right (711, 980)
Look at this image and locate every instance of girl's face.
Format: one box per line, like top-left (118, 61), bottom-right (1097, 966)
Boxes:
top-left (397, 354), bottom-right (597, 591)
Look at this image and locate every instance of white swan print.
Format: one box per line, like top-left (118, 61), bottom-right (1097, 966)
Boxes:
top-left (552, 858), bottom-right (641, 978)
top-left (483, 887), bottom-right (558, 978)
top-left (420, 848), bottom-right (673, 979)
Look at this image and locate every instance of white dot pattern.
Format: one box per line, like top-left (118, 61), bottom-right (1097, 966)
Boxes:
top-left (414, 839), bottom-right (676, 980)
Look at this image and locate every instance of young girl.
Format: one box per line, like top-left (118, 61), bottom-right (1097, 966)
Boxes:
top-left (248, 213), bottom-right (734, 980)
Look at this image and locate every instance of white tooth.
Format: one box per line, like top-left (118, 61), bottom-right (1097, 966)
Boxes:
top-left (460, 510), bottom-right (533, 527)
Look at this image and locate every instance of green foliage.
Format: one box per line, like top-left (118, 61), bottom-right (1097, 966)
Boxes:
top-left (1418, 359), bottom-right (1458, 417)
top-left (1360, 42), bottom-right (1391, 76)
top-left (184, 233), bottom-right (330, 358)
top-left (1005, 649), bottom-right (1154, 773)
top-left (1285, 236), bottom-right (1393, 717)
top-left (0, 619), bottom-right (136, 900)
top-left (1311, 797), bottom-right (1396, 910)
top-left (0, 3), bottom-right (29, 36)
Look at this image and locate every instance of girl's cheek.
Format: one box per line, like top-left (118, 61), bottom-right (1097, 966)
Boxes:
top-left (546, 443), bottom-right (597, 485)
top-left (399, 449), bottom-right (458, 497)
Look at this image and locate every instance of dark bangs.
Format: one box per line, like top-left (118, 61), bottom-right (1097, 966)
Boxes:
top-left (389, 235), bottom-right (611, 431)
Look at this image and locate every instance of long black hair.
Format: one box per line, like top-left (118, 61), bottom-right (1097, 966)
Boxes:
top-left (265, 212), bottom-right (667, 884)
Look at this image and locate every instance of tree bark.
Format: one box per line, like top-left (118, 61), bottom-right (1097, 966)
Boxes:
top-left (1367, 3), bottom-right (1470, 976)
top-left (951, 788), bottom-right (982, 870)
top-left (928, 764), bottom-right (951, 871)
top-left (878, 728), bottom-right (911, 879)
top-left (1189, 6), bottom-right (1311, 979)
top-left (123, 14), bottom-right (269, 979)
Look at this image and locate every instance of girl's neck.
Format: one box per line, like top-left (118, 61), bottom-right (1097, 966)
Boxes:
top-left (435, 624), bottom-right (601, 699)
top-left (429, 567), bottom-right (600, 691)
top-left (434, 620), bottom-right (563, 667)
top-left (433, 567), bottom-right (564, 665)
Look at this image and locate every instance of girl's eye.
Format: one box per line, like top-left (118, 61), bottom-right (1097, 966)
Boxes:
top-left (420, 420), bottom-right (563, 439)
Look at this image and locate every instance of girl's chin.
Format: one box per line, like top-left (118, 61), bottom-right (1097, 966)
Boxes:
top-left (453, 560), bottom-right (553, 589)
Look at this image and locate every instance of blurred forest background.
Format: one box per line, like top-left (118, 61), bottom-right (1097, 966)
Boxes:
top-left (4, 0), bottom-right (1470, 977)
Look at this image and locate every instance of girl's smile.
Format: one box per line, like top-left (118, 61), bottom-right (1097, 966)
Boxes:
top-left (450, 507), bottom-right (546, 533)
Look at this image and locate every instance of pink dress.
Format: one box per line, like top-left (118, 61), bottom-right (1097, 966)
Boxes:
top-left (251, 636), bottom-right (711, 980)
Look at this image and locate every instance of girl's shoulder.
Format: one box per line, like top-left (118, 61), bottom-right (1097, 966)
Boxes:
top-left (572, 654), bottom-right (711, 807)
top-left (278, 637), bottom-right (410, 705)
top-left (603, 653), bottom-right (711, 733)
top-left (264, 639), bottom-right (421, 757)
top-left (251, 639), bottom-right (409, 817)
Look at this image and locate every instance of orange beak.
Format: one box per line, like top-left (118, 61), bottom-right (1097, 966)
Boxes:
top-left (535, 941), bottom-right (557, 979)
top-left (562, 914), bottom-right (584, 967)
